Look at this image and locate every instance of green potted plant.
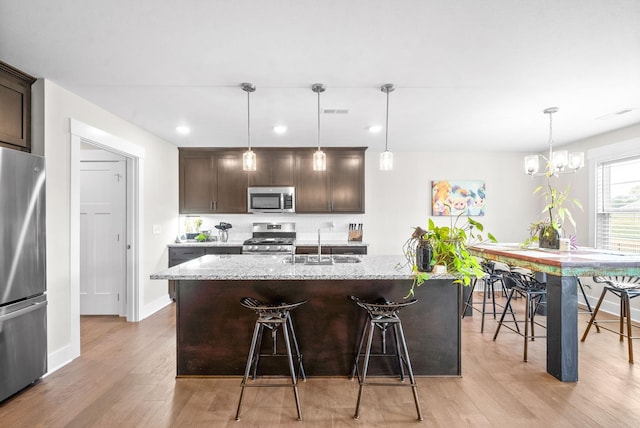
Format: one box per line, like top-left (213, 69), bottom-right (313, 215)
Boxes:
top-left (524, 172), bottom-right (582, 249)
top-left (401, 214), bottom-right (496, 297)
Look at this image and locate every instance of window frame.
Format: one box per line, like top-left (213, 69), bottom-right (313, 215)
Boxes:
top-left (588, 137), bottom-right (640, 250)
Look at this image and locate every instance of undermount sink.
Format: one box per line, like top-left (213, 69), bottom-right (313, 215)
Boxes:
top-left (282, 255), bottom-right (362, 265)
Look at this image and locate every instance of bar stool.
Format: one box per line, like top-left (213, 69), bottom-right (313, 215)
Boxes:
top-left (348, 295), bottom-right (423, 421)
top-left (461, 261), bottom-right (513, 332)
top-left (493, 271), bottom-right (547, 362)
top-left (581, 276), bottom-right (640, 363)
top-left (235, 297), bottom-right (306, 421)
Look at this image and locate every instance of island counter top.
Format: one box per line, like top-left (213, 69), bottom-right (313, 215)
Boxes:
top-left (150, 254), bottom-right (451, 281)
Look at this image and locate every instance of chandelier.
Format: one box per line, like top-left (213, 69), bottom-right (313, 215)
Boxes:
top-left (525, 107), bottom-right (584, 176)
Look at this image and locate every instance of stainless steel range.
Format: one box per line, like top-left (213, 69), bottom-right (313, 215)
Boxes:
top-left (242, 222), bottom-right (296, 254)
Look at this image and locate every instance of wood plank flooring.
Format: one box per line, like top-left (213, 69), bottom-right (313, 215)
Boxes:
top-left (1, 294), bottom-right (640, 427)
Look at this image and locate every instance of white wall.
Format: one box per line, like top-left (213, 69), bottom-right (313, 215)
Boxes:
top-left (35, 79), bottom-right (178, 370)
top-left (363, 150), bottom-right (538, 254)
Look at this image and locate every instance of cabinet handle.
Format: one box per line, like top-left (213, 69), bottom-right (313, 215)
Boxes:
top-left (210, 201), bottom-right (213, 210)
top-left (213, 201), bottom-right (217, 211)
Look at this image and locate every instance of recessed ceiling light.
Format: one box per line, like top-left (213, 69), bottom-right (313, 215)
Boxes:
top-left (273, 125), bottom-right (287, 134)
top-left (368, 125), bottom-right (382, 133)
top-left (176, 126), bottom-right (191, 135)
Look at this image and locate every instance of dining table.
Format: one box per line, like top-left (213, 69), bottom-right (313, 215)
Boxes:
top-left (468, 243), bottom-right (640, 382)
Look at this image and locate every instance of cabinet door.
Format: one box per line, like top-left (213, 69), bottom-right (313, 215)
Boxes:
top-left (205, 246), bottom-right (242, 255)
top-left (179, 153), bottom-right (215, 213)
top-left (294, 150), bottom-right (330, 213)
top-left (295, 246), bottom-right (331, 255)
top-left (329, 149), bottom-right (365, 213)
top-left (248, 150), bottom-right (294, 186)
top-left (270, 150), bottom-right (295, 186)
top-left (169, 247), bottom-right (206, 266)
top-left (0, 63), bottom-right (35, 151)
top-left (330, 246), bottom-right (367, 255)
top-left (214, 151), bottom-right (247, 212)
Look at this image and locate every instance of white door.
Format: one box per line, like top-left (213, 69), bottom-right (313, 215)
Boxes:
top-left (80, 158), bottom-right (126, 315)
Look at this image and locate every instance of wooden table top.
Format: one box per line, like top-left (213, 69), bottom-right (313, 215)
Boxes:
top-left (468, 243), bottom-right (640, 277)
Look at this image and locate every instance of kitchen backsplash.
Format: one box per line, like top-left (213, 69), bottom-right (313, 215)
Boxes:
top-left (179, 214), bottom-right (366, 243)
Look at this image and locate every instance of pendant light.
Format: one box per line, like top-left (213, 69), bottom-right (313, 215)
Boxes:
top-left (241, 82), bottom-right (256, 172)
top-left (312, 83), bottom-right (327, 171)
top-left (525, 107), bottom-right (584, 176)
top-left (379, 83), bottom-right (395, 171)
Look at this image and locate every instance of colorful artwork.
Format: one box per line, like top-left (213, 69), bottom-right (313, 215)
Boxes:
top-left (432, 180), bottom-right (485, 216)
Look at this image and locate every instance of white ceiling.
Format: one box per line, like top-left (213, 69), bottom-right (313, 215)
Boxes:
top-left (1, 0), bottom-right (639, 153)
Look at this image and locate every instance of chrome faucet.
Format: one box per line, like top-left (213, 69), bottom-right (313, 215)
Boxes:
top-left (317, 228), bottom-right (322, 260)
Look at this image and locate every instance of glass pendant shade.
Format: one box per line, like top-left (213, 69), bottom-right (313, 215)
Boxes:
top-left (525, 155), bottom-right (540, 174)
top-left (243, 149), bottom-right (256, 171)
top-left (380, 150), bottom-right (393, 170)
top-left (568, 152), bottom-right (585, 170)
top-left (313, 149), bottom-right (326, 171)
top-left (552, 150), bottom-right (568, 171)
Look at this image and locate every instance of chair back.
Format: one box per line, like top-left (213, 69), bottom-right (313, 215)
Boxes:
top-left (593, 276), bottom-right (640, 289)
top-left (504, 271), bottom-right (545, 291)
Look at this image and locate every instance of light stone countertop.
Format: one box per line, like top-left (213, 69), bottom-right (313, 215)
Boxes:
top-left (167, 240), bottom-right (368, 248)
top-left (167, 241), bottom-right (245, 248)
top-left (150, 254), bottom-right (448, 281)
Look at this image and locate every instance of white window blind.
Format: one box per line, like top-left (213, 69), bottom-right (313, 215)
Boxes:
top-left (596, 155), bottom-right (640, 253)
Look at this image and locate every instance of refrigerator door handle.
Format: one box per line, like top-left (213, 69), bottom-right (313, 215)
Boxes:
top-left (0, 300), bottom-right (47, 322)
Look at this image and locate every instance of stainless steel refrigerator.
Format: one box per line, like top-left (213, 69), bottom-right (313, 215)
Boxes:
top-left (0, 147), bottom-right (47, 402)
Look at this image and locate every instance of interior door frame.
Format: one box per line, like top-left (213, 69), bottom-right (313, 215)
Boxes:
top-left (70, 119), bottom-right (144, 356)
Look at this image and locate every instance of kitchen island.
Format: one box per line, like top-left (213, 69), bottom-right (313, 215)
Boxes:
top-left (151, 254), bottom-right (462, 377)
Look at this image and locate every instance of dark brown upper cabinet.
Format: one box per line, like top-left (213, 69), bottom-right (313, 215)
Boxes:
top-left (179, 149), bottom-right (248, 214)
top-left (0, 61), bottom-right (36, 152)
top-left (179, 146), bottom-right (365, 214)
top-left (295, 147), bottom-right (366, 214)
top-left (247, 149), bottom-right (295, 186)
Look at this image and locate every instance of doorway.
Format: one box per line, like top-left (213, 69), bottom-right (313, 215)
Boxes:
top-left (70, 118), bottom-right (145, 359)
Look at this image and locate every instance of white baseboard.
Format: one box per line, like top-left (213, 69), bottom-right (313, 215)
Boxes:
top-left (46, 343), bottom-right (79, 376)
top-left (140, 294), bottom-right (173, 320)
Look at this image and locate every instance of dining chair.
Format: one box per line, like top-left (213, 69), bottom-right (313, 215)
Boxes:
top-left (581, 276), bottom-right (640, 363)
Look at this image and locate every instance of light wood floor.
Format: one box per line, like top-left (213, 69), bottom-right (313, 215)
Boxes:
top-left (1, 295), bottom-right (640, 427)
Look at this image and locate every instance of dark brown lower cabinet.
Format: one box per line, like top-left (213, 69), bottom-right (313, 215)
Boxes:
top-left (174, 278), bottom-right (461, 376)
top-left (167, 246), bottom-right (242, 300)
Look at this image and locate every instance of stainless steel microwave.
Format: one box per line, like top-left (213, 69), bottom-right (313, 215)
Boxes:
top-left (247, 186), bottom-right (295, 213)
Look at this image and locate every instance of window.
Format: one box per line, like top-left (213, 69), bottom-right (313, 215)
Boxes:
top-left (596, 155), bottom-right (640, 253)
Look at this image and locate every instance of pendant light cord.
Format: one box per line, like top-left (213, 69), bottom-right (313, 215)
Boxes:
top-left (317, 89), bottom-right (321, 150)
top-left (547, 110), bottom-right (553, 163)
top-left (247, 90), bottom-right (251, 150)
top-left (385, 89), bottom-right (390, 152)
